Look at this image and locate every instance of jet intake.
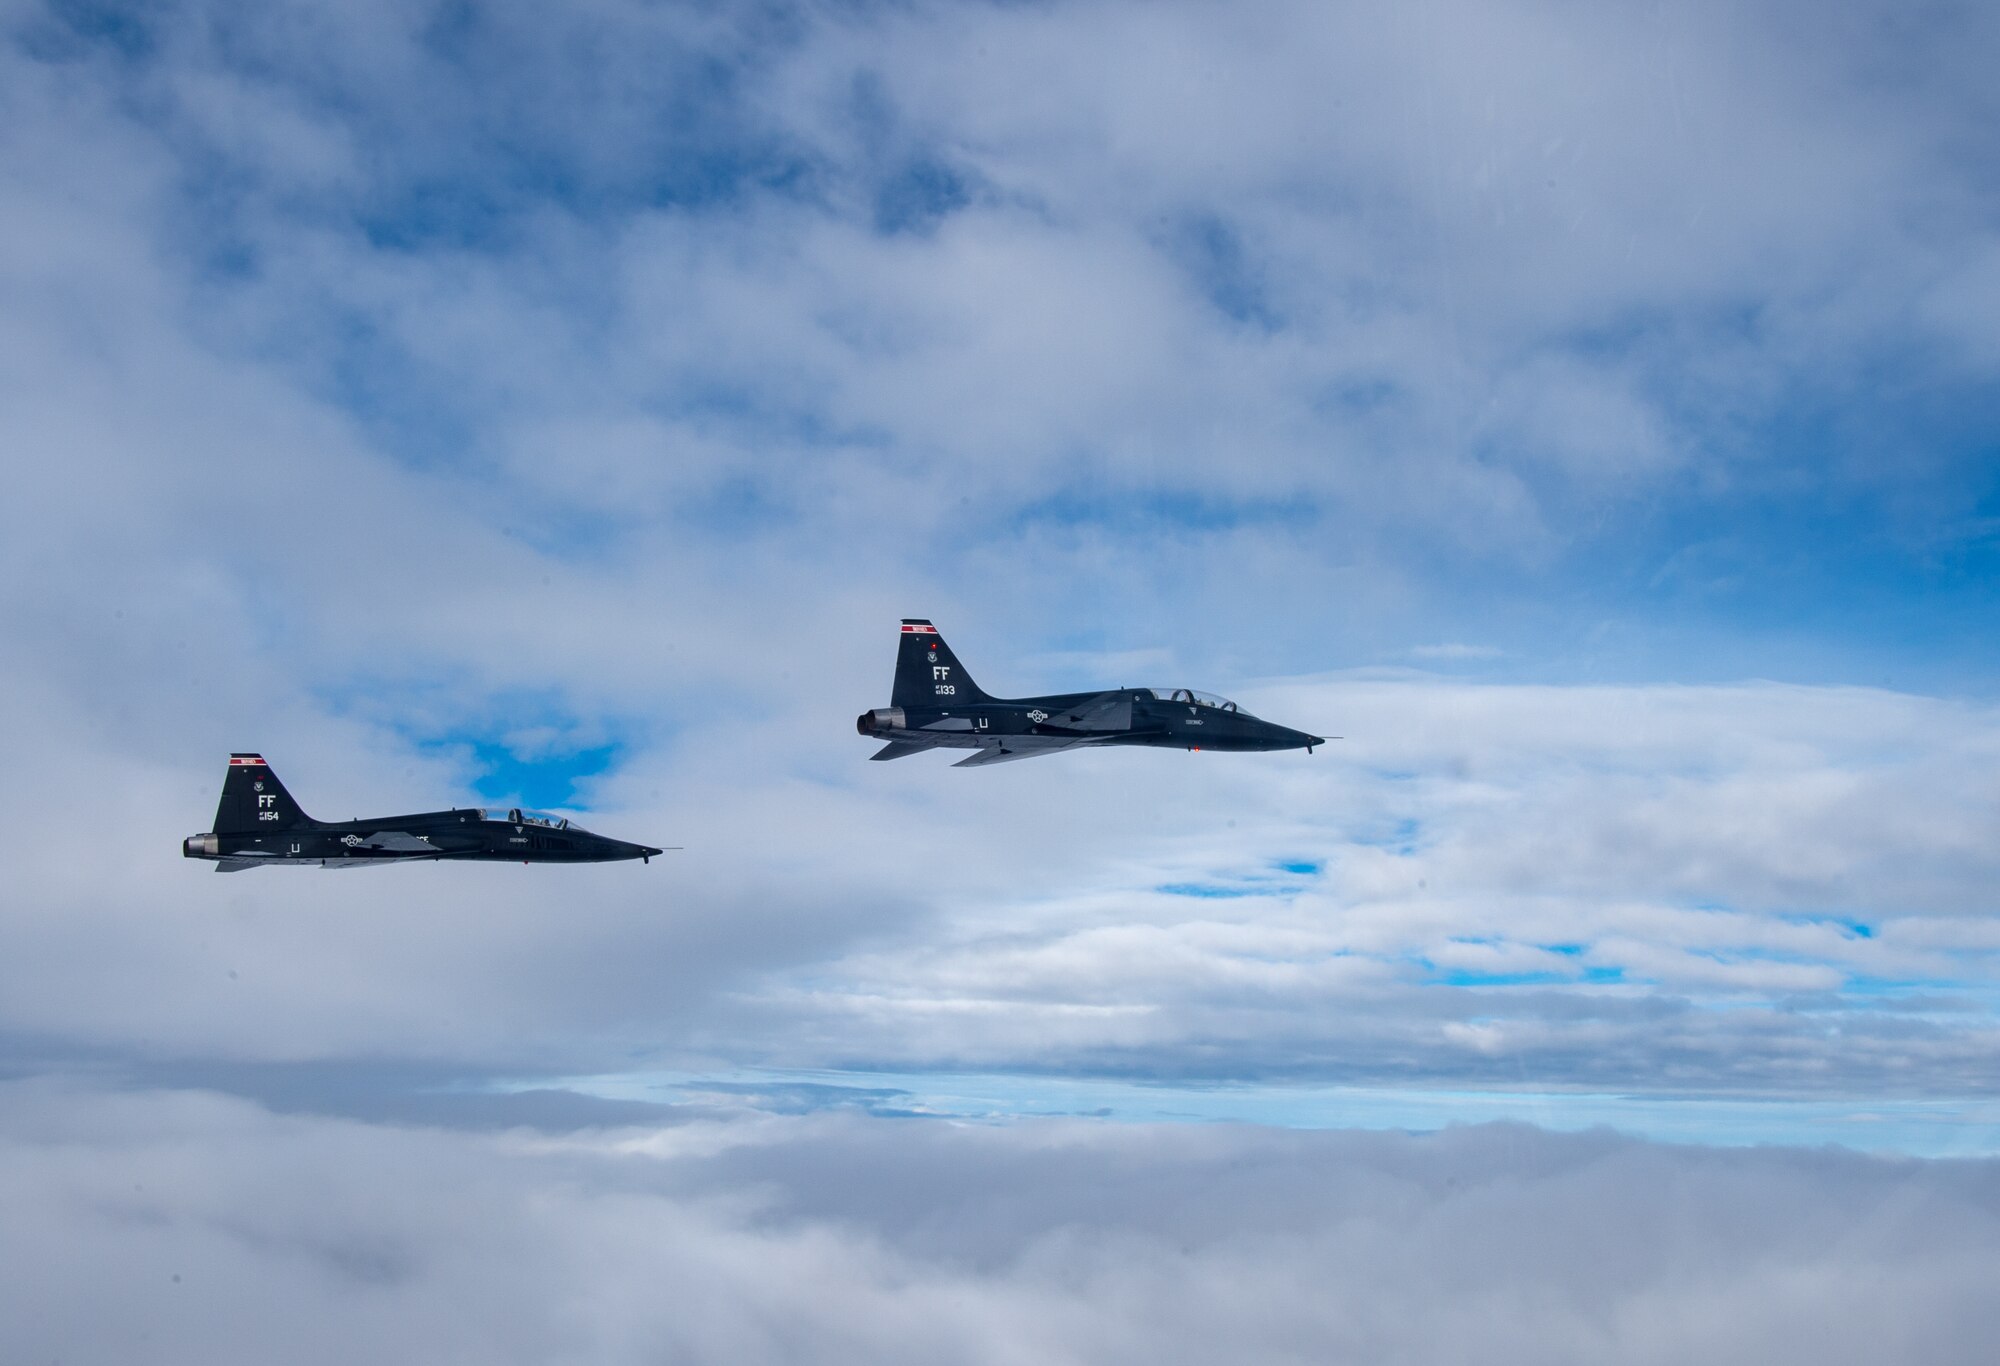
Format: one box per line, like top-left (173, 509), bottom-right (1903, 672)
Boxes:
top-left (856, 707), bottom-right (906, 736)
top-left (184, 834), bottom-right (218, 858)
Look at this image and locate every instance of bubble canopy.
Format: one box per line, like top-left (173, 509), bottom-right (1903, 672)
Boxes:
top-left (477, 808), bottom-right (570, 829)
top-left (1143, 688), bottom-right (1238, 711)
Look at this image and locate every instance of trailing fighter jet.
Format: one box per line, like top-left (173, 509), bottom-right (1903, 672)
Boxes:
top-left (856, 620), bottom-right (1325, 767)
top-left (182, 754), bottom-right (665, 870)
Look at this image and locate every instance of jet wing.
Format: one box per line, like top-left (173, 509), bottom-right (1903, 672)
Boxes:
top-left (354, 830), bottom-right (438, 853)
top-left (870, 741), bottom-right (932, 761)
top-left (952, 737), bottom-right (1088, 767)
top-left (315, 831), bottom-right (443, 863)
top-left (1041, 691), bottom-right (1133, 732)
top-left (215, 857), bottom-right (269, 872)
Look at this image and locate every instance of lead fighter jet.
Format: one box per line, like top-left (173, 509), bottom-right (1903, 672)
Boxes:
top-left (182, 754), bottom-right (665, 870)
top-left (856, 620), bottom-right (1325, 767)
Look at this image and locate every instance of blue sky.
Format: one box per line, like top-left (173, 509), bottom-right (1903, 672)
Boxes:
top-left (4, 2), bottom-right (2000, 1356)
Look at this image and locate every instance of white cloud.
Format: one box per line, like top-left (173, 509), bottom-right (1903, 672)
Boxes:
top-left (15, 0), bottom-right (1995, 590)
top-left (9, 663), bottom-right (1996, 1100)
top-left (700, 677), bottom-right (2000, 1092)
top-left (5, 1083), bottom-right (2000, 1366)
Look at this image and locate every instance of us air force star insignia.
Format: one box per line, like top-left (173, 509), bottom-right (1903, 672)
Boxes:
top-left (1027, 709), bottom-right (1049, 722)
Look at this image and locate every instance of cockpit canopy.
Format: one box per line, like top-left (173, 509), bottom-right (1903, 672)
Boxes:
top-left (1143, 688), bottom-right (1238, 712)
top-left (478, 807), bottom-right (570, 829)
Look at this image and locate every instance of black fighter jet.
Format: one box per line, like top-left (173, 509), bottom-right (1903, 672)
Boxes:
top-left (856, 620), bottom-right (1325, 767)
top-left (182, 754), bottom-right (665, 870)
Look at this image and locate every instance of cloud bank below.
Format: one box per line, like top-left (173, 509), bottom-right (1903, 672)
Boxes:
top-left (7, 1082), bottom-right (2000, 1366)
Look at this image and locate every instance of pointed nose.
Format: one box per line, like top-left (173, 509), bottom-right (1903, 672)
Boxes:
top-left (583, 837), bottom-right (661, 863)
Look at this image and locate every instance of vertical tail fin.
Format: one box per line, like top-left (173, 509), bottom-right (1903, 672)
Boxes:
top-left (211, 754), bottom-right (314, 833)
top-left (892, 620), bottom-right (994, 708)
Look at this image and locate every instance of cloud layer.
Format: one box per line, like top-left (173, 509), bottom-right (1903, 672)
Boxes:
top-left (8, 670), bottom-right (1999, 1110)
top-left (7, 1083), bottom-right (2000, 1366)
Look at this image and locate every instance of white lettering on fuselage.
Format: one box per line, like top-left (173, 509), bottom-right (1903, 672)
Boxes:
top-left (933, 666), bottom-right (951, 680)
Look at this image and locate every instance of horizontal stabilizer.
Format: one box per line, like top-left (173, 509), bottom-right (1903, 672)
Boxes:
top-left (215, 858), bottom-right (266, 872)
top-left (871, 741), bottom-right (931, 762)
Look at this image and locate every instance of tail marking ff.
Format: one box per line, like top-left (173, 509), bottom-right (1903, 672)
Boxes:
top-left (212, 753), bottom-right (314, 834)
top-left (891, 619), bottom-right (994, 710)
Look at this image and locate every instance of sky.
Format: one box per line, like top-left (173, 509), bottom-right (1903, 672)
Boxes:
top-left (3, 0), bottom-right (2000, 1359)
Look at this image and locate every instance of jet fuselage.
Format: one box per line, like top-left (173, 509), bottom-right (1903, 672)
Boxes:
top-left (857, 621), bottom-right (1324, 767)
top-left (182, 756), bottom-right (663, 870)
top-left (859, 690), bottom-right (1318, 752)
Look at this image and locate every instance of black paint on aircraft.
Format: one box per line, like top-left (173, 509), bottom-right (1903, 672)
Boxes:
top-left (182, 755), bottom-right (665, 870)
top-left (857, 620), bottom-right (1326, 767)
